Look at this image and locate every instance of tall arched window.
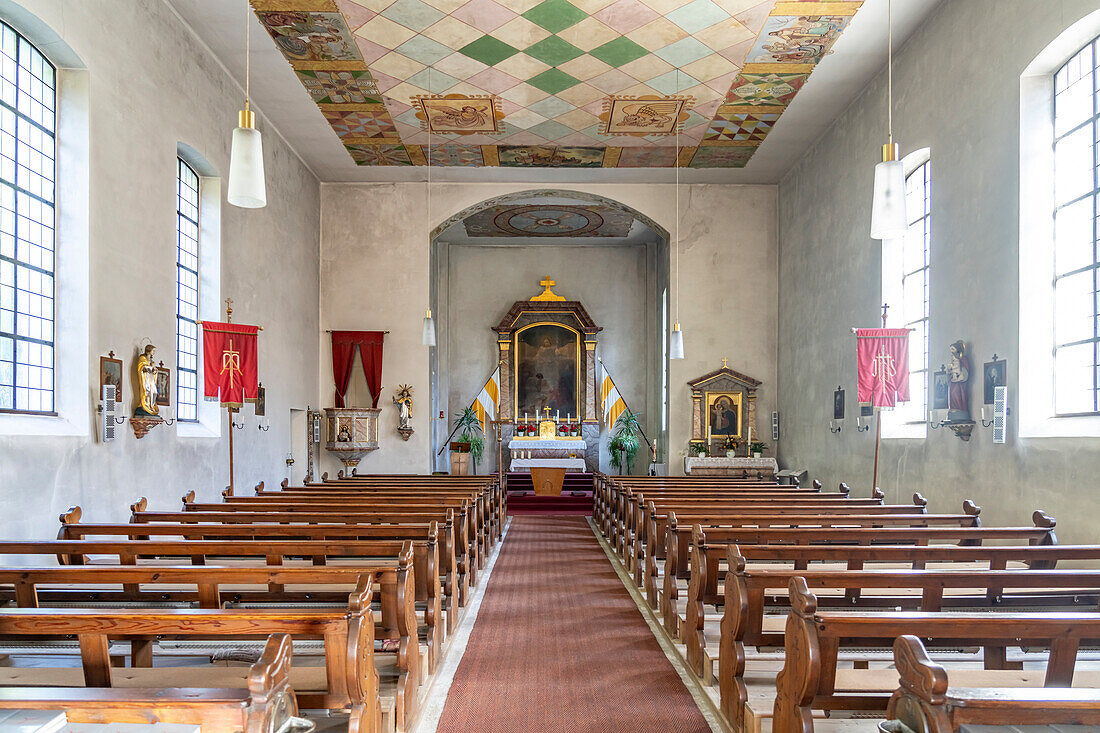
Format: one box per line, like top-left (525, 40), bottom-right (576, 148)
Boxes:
top-left (0, 21), bottom-right (55, 413)
top-left (882, 150), bottom-right (931, 436)
top-left (176, 158), bottom-right (200, 422)
top-left (1052, 36), bottom-right (1099, 415)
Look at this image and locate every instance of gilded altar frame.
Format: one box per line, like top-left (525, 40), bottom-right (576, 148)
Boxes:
top-left (687, 365), bottom-right (762, 456)
top-left (513, 321), bottom-right (582, 420)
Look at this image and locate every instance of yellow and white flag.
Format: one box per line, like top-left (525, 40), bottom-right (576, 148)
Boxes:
top-left (600, 361), bottom-right (626, 428)
top-left (471, 366), bottom-right (500, 433)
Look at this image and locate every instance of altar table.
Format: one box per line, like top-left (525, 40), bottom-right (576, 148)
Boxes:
top-left (509, 457), bottom-right (587, 496)
top-left (683, 456), bottom-right (778, 478)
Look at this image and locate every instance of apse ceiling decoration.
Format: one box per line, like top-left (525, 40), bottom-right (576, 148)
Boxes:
top-left (463, 204), bottom-right (634, 236)
top-left (251, 0), bottom-right (864, 168)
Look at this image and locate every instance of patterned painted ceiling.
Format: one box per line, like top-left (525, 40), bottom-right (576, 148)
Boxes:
top-left (251, 0), bottom-right (864, 168)
top-left (463, 204), bottom-right (635, 236)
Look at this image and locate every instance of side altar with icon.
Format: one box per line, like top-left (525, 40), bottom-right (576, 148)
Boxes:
top-left (494, 277), bottom-right (601, 494)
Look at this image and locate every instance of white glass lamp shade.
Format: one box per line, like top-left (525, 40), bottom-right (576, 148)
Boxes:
top-left (228, 125), bottom-right (267, 209)
top-left (670, 323), bottom-right (684, 360)
top-left (870, 157), bottom-right (907, 241)
top-left (421, 309), bottom-right (436, 347)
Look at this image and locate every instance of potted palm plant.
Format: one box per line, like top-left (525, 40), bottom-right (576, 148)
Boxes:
top-left (750, 441), bottom-right (768, 459)
top-left (451, 407), bottom-right (485, 475)
top-left (608, 409), bottom-right (642, 476)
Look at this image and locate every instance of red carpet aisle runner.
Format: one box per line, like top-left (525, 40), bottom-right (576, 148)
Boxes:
top-left (435, 516), bottom-right (711, 733)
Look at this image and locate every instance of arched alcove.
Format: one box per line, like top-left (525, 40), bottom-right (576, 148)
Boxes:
top-left (428, 189), bottom-right (671, 474)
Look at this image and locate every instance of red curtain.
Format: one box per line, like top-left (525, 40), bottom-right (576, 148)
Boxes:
top-left (200, 322), bottom-right (260, 408)
top-left (331, 331), bottom-right (385, 408)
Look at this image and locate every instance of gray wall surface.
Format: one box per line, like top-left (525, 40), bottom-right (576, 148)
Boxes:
top-left (319, 182), bottom-right (778, 476)
top-left (777, 0), bottom-right (1100, 543)
top-left (0, 0), bottom-right (321, 544)
top-left (444, 242), bottom-right (651, 474)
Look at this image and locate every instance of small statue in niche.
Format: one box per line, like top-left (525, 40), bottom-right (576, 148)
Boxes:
top-left (133, 344), bottom-right (160, 417)
top-left (336, 419), bottom-right (351, 443)
top-left (947, 340), bottom-right (970, 421)
top-left (393, 384), bottom-right (415, 441)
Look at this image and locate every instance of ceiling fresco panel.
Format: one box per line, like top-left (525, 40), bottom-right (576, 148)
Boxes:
top-left (250, 0), bottom-right (865, 167)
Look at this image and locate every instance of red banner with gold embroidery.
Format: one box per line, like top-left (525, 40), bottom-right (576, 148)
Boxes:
top-left (856, 328), bottom-right (910, 408)
top-left (200, 321), bottom-right (259, 408)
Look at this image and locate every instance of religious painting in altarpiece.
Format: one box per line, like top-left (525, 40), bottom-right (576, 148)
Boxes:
top-left (706, 392), bottom-right (743, 442)
top-left (515, 323), bottom-right (579, 419)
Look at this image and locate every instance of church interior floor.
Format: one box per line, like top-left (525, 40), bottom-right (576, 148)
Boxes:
top-left (428, 515), bottom-right (720, 733)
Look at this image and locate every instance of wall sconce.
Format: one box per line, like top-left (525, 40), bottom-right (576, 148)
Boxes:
top-left (928, 410), bottom-right (947, 430)
top-left (232, 411), bottom-right (246, 430)
top-left (285, 452), bottom-right (295, 468)
top-left (829, 419), bottom-right (842, 434)
top-left (855, 416), bottom-right (871, 433)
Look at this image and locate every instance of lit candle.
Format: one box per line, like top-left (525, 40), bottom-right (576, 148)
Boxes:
top-left (981, 406), bottom-right (988, 421)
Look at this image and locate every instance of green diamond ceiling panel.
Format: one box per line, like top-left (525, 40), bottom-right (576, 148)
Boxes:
top-left (252, 0), bottom-right (866, 168)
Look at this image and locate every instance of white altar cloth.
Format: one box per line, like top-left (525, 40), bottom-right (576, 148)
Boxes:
top-left (510, 458), bottom-right (587, 472)
top-left (684, 456), bottom-right (778, 474)
top-left (507, 439), bottom-right (586, 451)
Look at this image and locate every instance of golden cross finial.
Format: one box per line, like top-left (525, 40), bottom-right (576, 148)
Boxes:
top-left (721, 358), bottom-right (729, 369)
top-left (531, 275), bottom-right (565, 301)
top-left (225, 298), bottom-right (234, 322)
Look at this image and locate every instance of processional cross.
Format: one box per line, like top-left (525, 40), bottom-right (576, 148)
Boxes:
top-left (721, 358), bottom-right (729, 369)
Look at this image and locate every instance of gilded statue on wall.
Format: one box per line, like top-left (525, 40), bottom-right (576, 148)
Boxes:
top-left (133, 344), bottom-right (160, 417)
top-left (393, 384), bottom-right (414, 441)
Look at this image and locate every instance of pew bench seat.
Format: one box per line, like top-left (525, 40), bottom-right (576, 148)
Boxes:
top-left (0, 661), bottom-right (403, 733)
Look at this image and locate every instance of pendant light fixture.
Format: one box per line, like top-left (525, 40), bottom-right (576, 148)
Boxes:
top-left (669, 68), bottom-right (685, 360)
top-left (870, 0), bottom-right (906, 240)
top-left (228, 0), bottom-right (267, 208)
top-left (421, 66), bottom-right (437, 347)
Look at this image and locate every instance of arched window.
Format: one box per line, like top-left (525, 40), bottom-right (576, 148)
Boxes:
top-left (0, 21), bottom-right (54, 413)
top-left (882, 150), bottom-right (931, 437)
top-left (1021, 13), bottom-right (1100, 437)
top-left (175, 158), bottom-right (200, 422)
top-left (1052, 36), bottom-right (1099, 415)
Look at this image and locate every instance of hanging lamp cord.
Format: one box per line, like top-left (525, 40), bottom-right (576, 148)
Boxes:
top-left (245, 0), bottom-right (250, 110)
top-left (674, 68), bottom-right (680, 325)
top-left (887, 0), bottom-right (893, 144)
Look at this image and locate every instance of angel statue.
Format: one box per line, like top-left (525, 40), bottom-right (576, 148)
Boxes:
top-left (133, 344), bottom-right (159, 417)
top-left (393, 384), bottom-right (414, 431)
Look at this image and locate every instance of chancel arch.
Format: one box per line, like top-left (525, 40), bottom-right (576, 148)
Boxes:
top-left (427, 190), bottom-right (670, 474)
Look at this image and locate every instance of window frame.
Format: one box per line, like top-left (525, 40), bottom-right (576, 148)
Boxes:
top-left (1051, 34), bottom-right (1100, 417)
top-left (175, 157), bottom-right (200, 423)
top-left (0, 20), bottom-right (56, 415)
top-left (881, 149), bottom-right (931, 439)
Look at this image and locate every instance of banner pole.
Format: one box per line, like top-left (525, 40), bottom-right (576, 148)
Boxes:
top-left (870, 303), bottom-right (888, 495)
top-left (227, 407), bottom-right (236, 496)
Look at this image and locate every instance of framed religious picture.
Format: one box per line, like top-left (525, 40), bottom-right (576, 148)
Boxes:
top-left (983, 357), bottom-right (1006, 405)
top-left (99, 353), bottom-right (123, 402)
top-left (932, 367), bottom-right (950, 411)
top-left (833, 387), bottom-right (845, 420)
top-left (514, 323), bottom-right (579, 418)
top-left (255, 384), bottom-right (266, 417)
top-left (706, 391), bottom-right (743, 442)
top-left (155, 365), bottom-right (171, 407)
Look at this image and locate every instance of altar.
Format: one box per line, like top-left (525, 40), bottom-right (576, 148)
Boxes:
top-left (492, 277), bottom-right (602, 472)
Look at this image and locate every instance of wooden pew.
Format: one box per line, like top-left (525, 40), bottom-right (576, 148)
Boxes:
top-left (717, 560), bottom-right (1100, 730)
top-left (0, 578), bottom-right (381, 732)
top-left (134, 503), bottom-right (485, 584)
top-left (0, 633), bottom-right (305, 733)
top-left (888, 635), bottom-right (1100, 732)
top-left (0, 535), bottom-right (448, 667)
top-left (772, 577), bottom-right (1100, 733)
top-left (59, 506), bottom-right (472, 610)
top-left (0, 565), bottom-right (417, 731)
top-left (659, 517), bottom-right (1059, 637)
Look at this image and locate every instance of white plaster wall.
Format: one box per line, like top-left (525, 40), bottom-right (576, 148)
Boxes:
top-left (0, 0), bottom-right (320, 542)
top-left (319, 183), bottom-right (778, 475)
top-left (777, 0), bottom-right (1100, 542)
top-left (446, 243), bottom-right (649, 474)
